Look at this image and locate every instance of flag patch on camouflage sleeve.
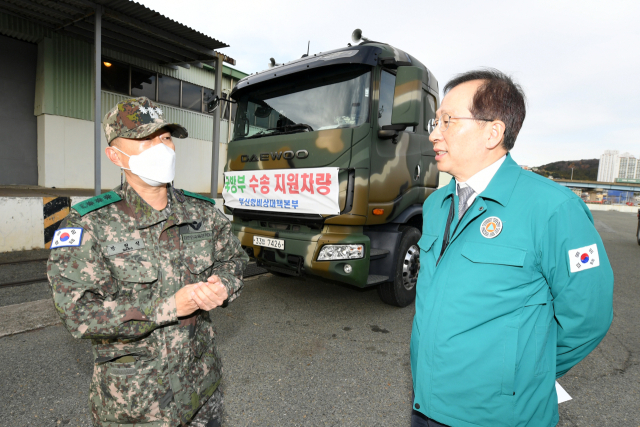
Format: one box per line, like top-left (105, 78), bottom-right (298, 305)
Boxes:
top-left (568, 244), bottom-right (599, 273)
top-left (50, 228), bottom-right (84, 249)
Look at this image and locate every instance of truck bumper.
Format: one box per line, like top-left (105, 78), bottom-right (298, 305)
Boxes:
top-left (232, 223), bottom-right (371, 287)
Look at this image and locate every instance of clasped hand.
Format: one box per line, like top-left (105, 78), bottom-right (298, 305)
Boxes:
top-left (175, 275), bottom-right (228, 317)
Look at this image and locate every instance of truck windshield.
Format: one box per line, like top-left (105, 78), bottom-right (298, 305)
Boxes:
top-left (232, 65), bottom-right (371, 141)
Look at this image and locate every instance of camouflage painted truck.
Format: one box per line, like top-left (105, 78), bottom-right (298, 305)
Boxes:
top-left (217, 35), bottom-right (439, 307)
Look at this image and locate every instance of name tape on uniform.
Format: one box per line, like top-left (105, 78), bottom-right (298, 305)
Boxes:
top-left (568, 244), bottom-right (599, 273)
top-left (106, 239), bottom-right (145, 256)
top-left (182, 231), bottom-right (213, 243)
top-left (50, 228), bottom-right (84, 249)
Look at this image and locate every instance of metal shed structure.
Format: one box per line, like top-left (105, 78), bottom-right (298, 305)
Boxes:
top-left (0, 0), bottom-right (243, 196)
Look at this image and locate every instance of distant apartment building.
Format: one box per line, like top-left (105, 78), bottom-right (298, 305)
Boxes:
top-left (597, 151), bottom-right (640, 182)
top-left (597, 150), bottom-right (619, 182)
top-left (617, 153), bottom-right (640, 180)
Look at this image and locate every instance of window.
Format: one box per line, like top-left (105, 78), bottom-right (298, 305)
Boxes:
top-left (232, 65), bottom-right (371, 140)
top-left (131, 67), bottom-right (156, 99)
top-left (182, 81), bottom-right (203, 112)
top-left (378, 70), bottom-right (395, 128)
top-left (102, 59), bottom-right (228, 116)
top-left (158, 75), bottom-right (180, 106)
top-left (101, 59), bottom-right (129, 95)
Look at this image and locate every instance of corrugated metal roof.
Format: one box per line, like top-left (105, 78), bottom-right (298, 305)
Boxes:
top-left (0, 0), bottom-right (235, 65)
top-left (97, 0), bottom-right (227, 50)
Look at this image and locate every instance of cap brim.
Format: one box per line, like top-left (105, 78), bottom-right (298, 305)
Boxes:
top-left (119, 122), bottom-right (188, 141)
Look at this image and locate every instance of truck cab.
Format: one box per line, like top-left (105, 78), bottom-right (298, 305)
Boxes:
top-left (222, 39), bottom-right (439, 306)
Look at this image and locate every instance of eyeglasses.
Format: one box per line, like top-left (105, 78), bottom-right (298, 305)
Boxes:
top-left (427, 113), bottom-right (492, 134)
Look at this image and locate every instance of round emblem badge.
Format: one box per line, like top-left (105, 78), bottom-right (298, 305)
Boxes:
top-left (480, 217), bottom-right (503, 239)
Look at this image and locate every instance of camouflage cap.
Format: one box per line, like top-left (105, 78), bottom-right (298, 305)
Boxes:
top-left (103, 96), bottom-right (188, 144)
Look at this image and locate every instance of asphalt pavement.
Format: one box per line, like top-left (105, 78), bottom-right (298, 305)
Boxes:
top-left (0, 210), bottom-right (637, 426)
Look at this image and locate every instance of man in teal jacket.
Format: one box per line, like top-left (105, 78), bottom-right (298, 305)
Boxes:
top-left (411, 69), bottom-right (614, 427)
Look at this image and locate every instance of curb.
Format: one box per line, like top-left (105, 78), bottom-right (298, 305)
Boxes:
top-left (0, 299), bottom-right (62, 338)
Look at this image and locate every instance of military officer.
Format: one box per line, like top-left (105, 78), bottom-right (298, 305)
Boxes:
top-left (47, 96), bottom-right (249, 427)
top-left (410, 70), bottom-right (614, 427)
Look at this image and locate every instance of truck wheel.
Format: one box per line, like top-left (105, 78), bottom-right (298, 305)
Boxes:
top-left (637, 222), bottom-right (640, 246)
top-left (377, 226), bottom-right (421, 307)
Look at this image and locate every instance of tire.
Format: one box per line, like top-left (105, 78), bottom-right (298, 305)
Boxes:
top-left (637, 221), bottom-right (640, 246)
top-left (377, 226), bottom-right (421, 307)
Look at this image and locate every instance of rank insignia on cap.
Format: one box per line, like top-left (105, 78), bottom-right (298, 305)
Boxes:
top-left (568, 244), bottom-right (599, 273)
top-left (50, 228), bottom-right (84, 249)
top-left (480, 217), bottom-right (502, 239)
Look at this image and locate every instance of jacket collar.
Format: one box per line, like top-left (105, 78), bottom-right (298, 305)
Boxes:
top-left (117, 183), bottom-right (191, 229)
top-left (477, 153), bottom-right (521, 207)
top-left (441, 153), bottom-right (521, 208)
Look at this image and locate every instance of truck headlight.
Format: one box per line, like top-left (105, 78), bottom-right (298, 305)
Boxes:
top-left (317, 244), bottom-right (364, 261)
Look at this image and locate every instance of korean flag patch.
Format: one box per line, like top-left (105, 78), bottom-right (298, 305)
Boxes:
top-left (50, 228), bottom-right (84, 249)
top-left (568, 244), bottom-right (599, 273)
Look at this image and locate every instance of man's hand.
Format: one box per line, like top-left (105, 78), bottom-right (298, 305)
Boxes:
top-left (175, 284), bottom-right (200, 317)
top-left (190, 275), bottom-right (229, 311)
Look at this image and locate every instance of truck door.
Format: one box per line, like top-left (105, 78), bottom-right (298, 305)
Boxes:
top-left (369, 69), bottom-right (423, 212)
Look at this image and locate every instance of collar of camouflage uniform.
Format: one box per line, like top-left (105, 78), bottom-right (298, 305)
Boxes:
top-left (118, 183), bottom-right (200, 230)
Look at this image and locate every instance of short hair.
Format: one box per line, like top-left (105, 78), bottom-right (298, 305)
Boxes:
top-left (443, 69), bottom-right (526, 151)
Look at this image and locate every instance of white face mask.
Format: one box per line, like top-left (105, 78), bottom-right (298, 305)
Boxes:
top-left (113, 143), bottom-right (176, 187)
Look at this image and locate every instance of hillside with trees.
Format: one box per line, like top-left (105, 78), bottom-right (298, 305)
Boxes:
top-left (533, 159), bottom-right (599, 181)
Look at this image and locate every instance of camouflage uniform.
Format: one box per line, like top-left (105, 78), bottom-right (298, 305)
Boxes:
top-left (47, 96), bottom-right (248, 427)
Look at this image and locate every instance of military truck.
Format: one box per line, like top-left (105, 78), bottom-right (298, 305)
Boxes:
top-left (216, 31), bottom-right (439, 307)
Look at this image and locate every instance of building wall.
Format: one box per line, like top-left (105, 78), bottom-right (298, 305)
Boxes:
top-left (33, 32), bottom-right (242, 124)
top-left (0, 197), bottom-right (44, 252)
top-left (597, 150), bottom-right (619, 182)
top-left (617, 153), bottom-right (639, 180)
top-left (1, 10), bottom-right (246, 193)
top-left (0, 34), bottom-right (38, 185)
top-left (34, 35), bottom-right (93, 120)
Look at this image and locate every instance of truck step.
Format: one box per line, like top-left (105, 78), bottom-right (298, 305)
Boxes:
top-left (370, 249), bottom-right (390, 260)
top-left (367, 275), bottom-right (389, 285)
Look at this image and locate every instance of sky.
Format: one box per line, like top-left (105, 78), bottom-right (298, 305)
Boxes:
top-left (137, 0), bottom-right (639, 167)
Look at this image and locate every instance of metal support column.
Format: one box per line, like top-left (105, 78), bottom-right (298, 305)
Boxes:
top-left (210, 54), bottom-right (223, 198)
top-left (94, 6), bottom-right (102, 196)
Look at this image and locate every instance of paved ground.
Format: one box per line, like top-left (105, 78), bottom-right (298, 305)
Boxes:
top-left (0, 210), bottom-right (637, 426)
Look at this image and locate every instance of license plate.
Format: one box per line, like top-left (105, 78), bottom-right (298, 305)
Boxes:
top-left (253, 236), bottom-right (285, 250)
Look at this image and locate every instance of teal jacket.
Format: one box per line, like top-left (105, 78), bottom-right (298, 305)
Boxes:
top-left (411, 154), bottom-right (613, 427)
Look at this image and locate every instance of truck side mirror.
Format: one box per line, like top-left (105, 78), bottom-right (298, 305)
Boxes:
top-left (390, 66), bottom-right (423, 127)
top-left (206, 95), bottom-right (220, 113)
